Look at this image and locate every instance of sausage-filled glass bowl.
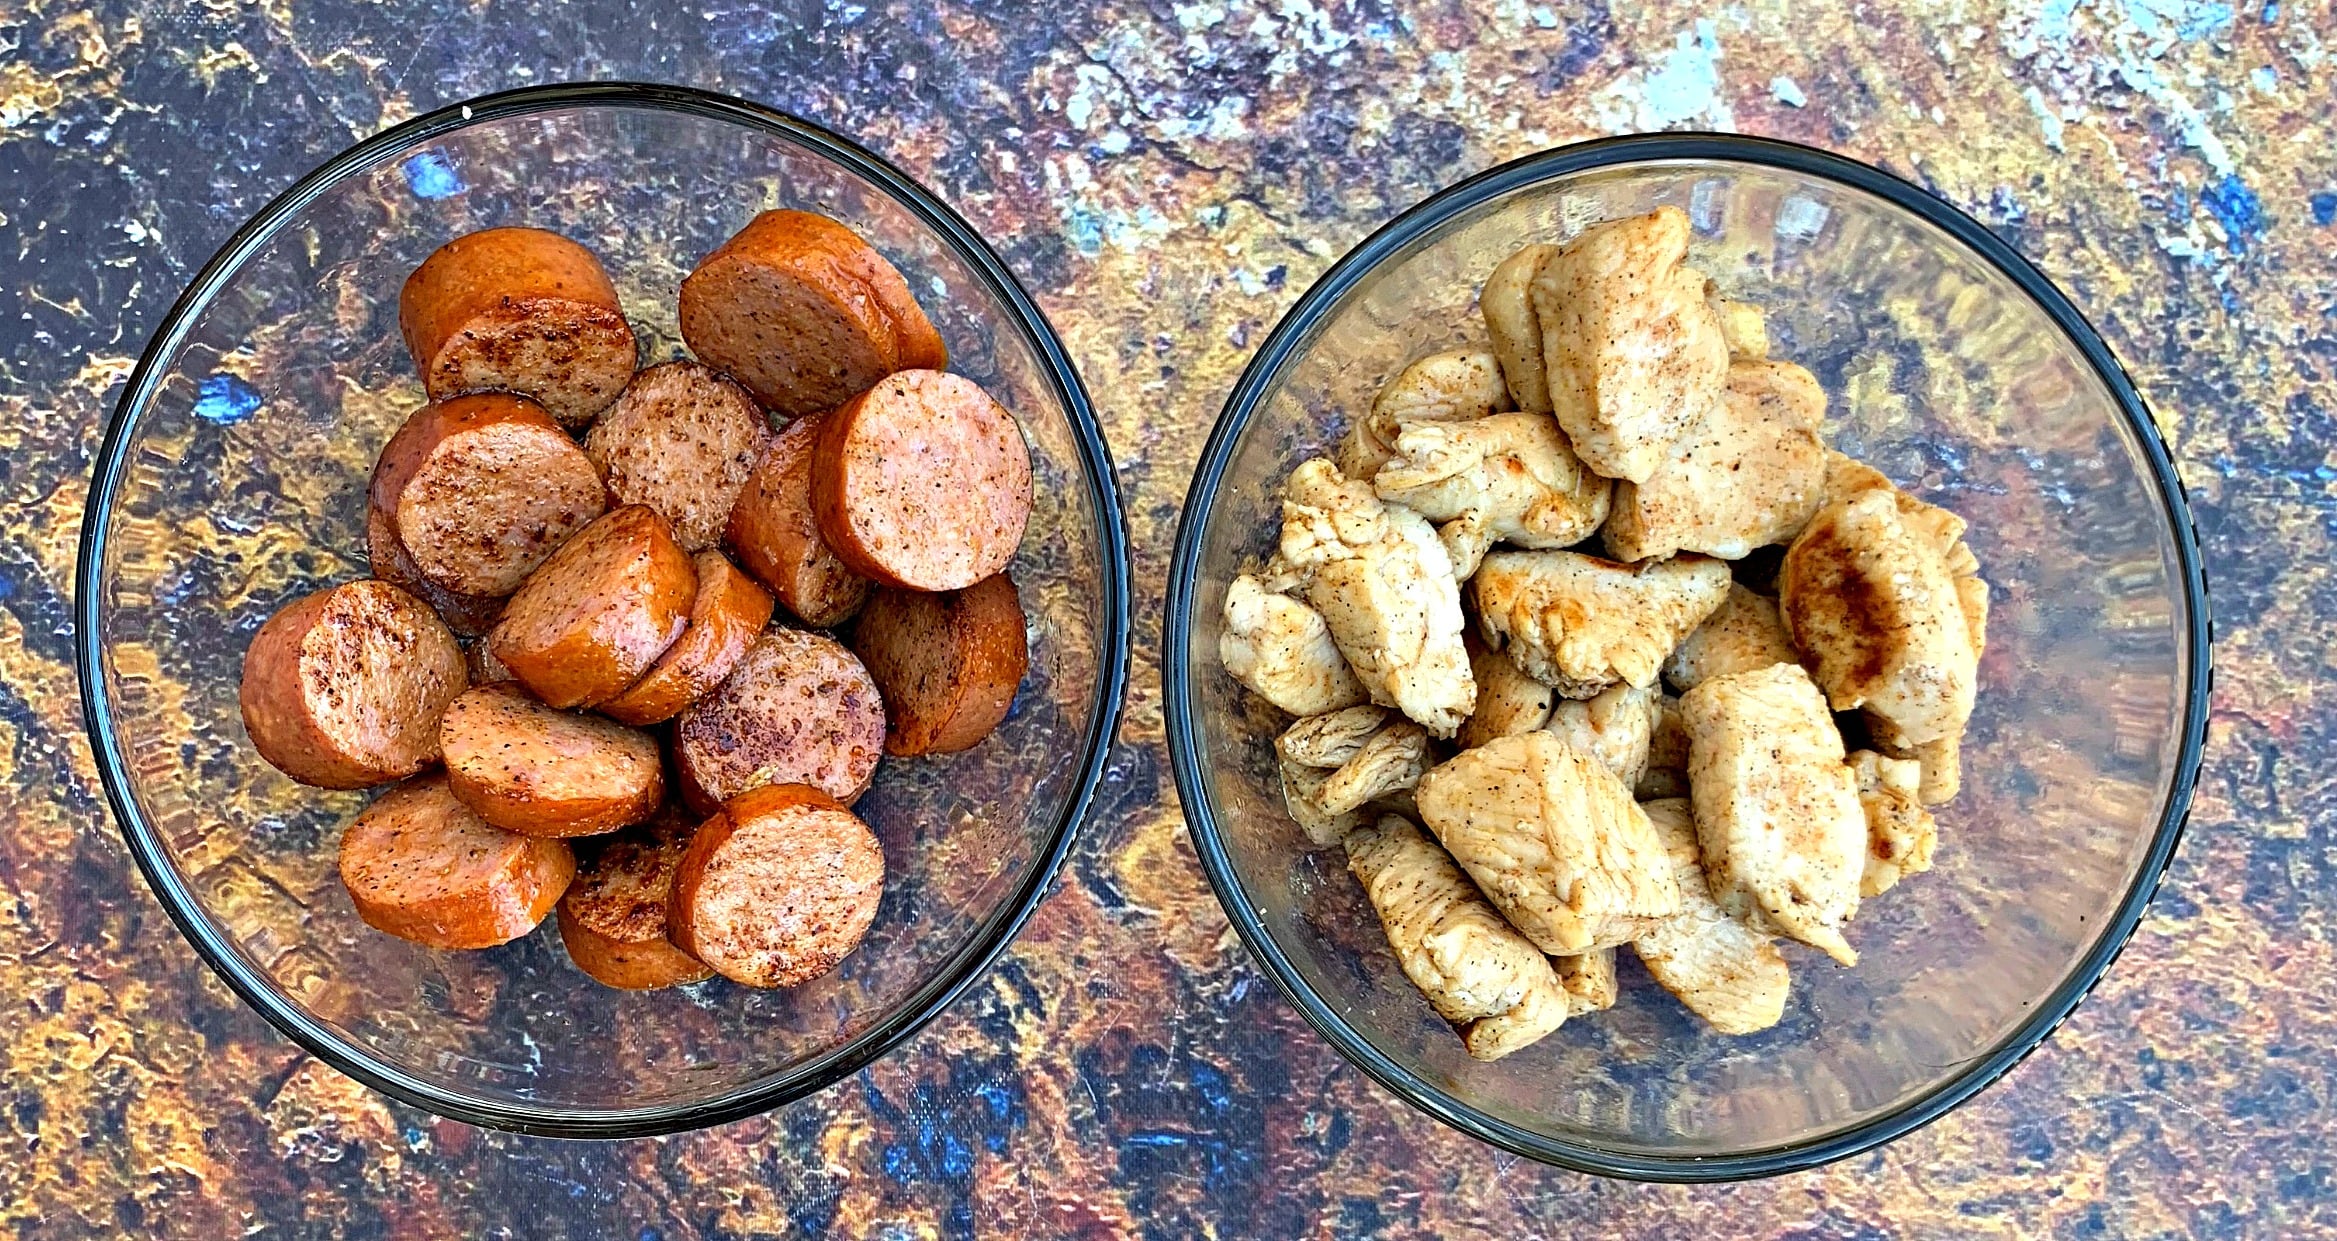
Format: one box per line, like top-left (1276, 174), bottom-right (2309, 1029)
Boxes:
top-left (76, 83), bottom-right (1129, 1136)
top-left (1163, 135), bottom-right (2209, 1179)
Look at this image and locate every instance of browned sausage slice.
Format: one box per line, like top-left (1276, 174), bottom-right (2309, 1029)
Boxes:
top-left (439, 683), bottom-right (664, 837)
top-left (366, 502), bottom-right (505, 637)
top-left (677, 209), bottom-right (946, 418)
top-left (557, 820), bottom-right (715, 989)
top-left (370, 393), bottom-right (607, 599)
top-left (583, 361), bottom-right (772, 553)
top-left (723, 410), bottom-right (869, 627)
top-left (240, 580), bottom-right (469, 789)
top-left (338, 774), bottom-right (576, 949)
top-left (672, 627), bottom-right (884, 812)
top-left (596, 551), bottom-right (776, 726)
top-left (400, 226), bottom-right (638, 427)
top-left (668, 783), bottom-right (883, 988)
top-left (488, 505), bottom-right (696, 709)
top-left (851, 573), bottom-right (1028, 756)
top-left (811, 370), bottom-right (1032, 592)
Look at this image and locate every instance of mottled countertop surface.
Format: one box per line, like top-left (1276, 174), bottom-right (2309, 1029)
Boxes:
top-left (3, 1), bottom-right (2331, 1236)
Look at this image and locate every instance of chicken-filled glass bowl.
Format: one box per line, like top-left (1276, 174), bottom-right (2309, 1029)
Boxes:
top-left (77, 84), bottom-right (1128, 1136)
top-left (1164, 135), bottom-right (2208, 1179)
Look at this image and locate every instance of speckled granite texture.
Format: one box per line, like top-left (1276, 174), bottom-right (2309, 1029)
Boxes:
top-left (2, 1), bottom-right (2329, 1236)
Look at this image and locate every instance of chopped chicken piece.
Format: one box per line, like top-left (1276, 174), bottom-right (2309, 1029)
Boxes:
top-left (1280, 757), bottom-right (1360, 847)
top-left (1603, 359), bottom-right (1827, 561)
top-left (1631, 798), bottom-right (1792, 1035)
top-left (1634, 692), bottom-right (1691, 800)
top-left (1781, 487), bottom-right (1978, 746)
top-left (1316, 721), bottom-right (1430, 815)
top-left (1221, 573), bottom-right (1368, 717)
top-left (1680, 663), bottom-right (1868, 966)
top-left (1338, 350), bottom-right (1513, 480)
top-left (1554, 948), bottom-right (1619, 1016)
top-left (1413, 731), bottom-right (1681, 954)
top-left (1664, 584), bottom-right (1800, 692)
top-left (1850, 749), bottom-right (1938, 897)
top-left (1821, 449), bottom-right (1894, 505)
top-left (1543, 682), bottom-right (1658, 790)
top-left (1375, 412), bottom-right (1613, 578)
top-left (1459, 634), bottom-right (1553, 749)
top-left (1472, 549), bottom-right (1731, 697)
top-left (1481, 243), bottom-right (1560, 413)
top-left (1706, 282), bottom-right (1769, 359)
top-left (1530, 207), bottom-right (1730, 483)
top-left (1345, 816), bottom-right (1571, 1060)
top-left (1276, 705), bottom-right (1391, 769)
top-left (1869, 716), bottom-right (1963, 805)
top-left (1280, 459), bottom-right (1476, 736)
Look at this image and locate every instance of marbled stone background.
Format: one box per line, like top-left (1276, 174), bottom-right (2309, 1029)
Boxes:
top-left (3, 1), bottom-right (2330, 1236)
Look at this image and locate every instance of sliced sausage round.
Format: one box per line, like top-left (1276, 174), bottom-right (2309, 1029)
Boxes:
top-left (399, 226), bottom-right (637, 427)
top-left (596, 551), bottom-right (776, 726)
top-left (557, 821), bottom-right (714, 989)
top-left (811, 370), bottom-right (1032, 592)
top-left (240, 580), bottom-right (469, 789)
top-left (439, 682), bottom-right (664, 837)
top-left (369, 392), bottom-right (607, 599)
top-left (366, 502), bottom-right (505, 637)
top-left (677, 209), bottom-right (946, 418)
top-left (583, 361), bottom-right (772, 553)
top-left (338, 774), bottom-right (575, 949)
top-left (669, 783), bottom-right (883, 988)
top-left (724, 410), bottom-right (870, 627)
top-left (488, 505), bottom-right (696, 709)
top-left (851, 573), bottom-right (1027, 756)
top-left (673, 627), bottom-right (884, 812)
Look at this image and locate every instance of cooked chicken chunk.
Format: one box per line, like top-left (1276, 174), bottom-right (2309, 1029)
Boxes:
top-left (1869, 715), bottom-right (1963, 805)
top-left (1543, 682), bottom-right (1659, 791)
top-left (1706, 282), bottom-right (1769, 360)
top-left (1317, 723), bottom-right (1430, 815)
top-left (1481, 243), bottom-right (1560, 413)
top-left (1634, 692), bottom-right (1691, 800)
top-left (1338, 350), bottom-right (1514, 480)
top-left (1631, 798), bottom-right (1792, 1035)
top-left (1277, 705), bottom-right (1392, 768)
top-left (1664, 584), bottom-right (1800, 692)
top-left (1680, 663), bottom-right (1868, 966)
top-left (1221, 573), bottom-right (1368, 717)
top-left (1603, 359), bottom-right (1827, 561)
top-left (1280, 459), bottom-right (1476, 736)
top-left (1472, 549), bottom-right (1731, 697)
top-left (1555, 948), bottom-right (1619, 1016)
top-left (1820, 448), bottom-right (1894, 505)
top-left (1459, 634), bottom-right (1553, 749)
top-left (1375, 413), bottom-right (1613, 578)
top-left (1530, 207), bottom-right (1730, 483)
top-left (1345, 816), bottom-right (1571, 1060)
top-left (1413, 731), bottom-right (1681, 954)
top-left (1850, 749), bottom-right (1937, 897)
top-left (1280, 756), bottom-right (1360, 847)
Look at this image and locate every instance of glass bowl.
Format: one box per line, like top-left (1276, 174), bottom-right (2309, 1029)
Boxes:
top-left (75, 83), bottom-right (1128, 1137)
top-left (1164, 135), bottom-right (2209, 1179)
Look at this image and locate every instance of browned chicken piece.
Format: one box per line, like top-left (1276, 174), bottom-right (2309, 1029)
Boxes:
top-left (1481, 243), bottom-right (1560, 413)
top-left (1220, 573), bottom-right (1369, 717)
top-left (1278, 711), bottom-right (1431, 816)
top-left (1603, 359), bottom-right (1827, 562)
top-left (1821, 449), bottom-right (1895, 505)
top-left (1345, 816), bottom-right (1572, 1061)
top-left (1664, 583), bottom-right (1800, 692)
top-left (1472, 549), bottom-right (1731, 697)
top-left (1276, 705), bottom-right (1394, 768)
top-left (1850, 749), bottom-right (1938, 897)
top-left (1413, 731), bottom-right (1681, 954)
top-left (1458, 633), bottom-right (1554, 749)
top-left (1280, 757), bottom-right (1362, 848)
top-left (1681, 663), bottom-right (1868, 966)
top-left (1374, 412), bottom-right (1613, 578)
top-left (1634, 692), bottom-right (1692, 800)
top-left (1554, 948), bottom-right (1619, 1016)
top-left (1706, 281), bottom-right (1769, 360)
top-left (1631, 798), bottom-right (1793, 1035)
top-left (1281, 459), bottom-right (1476, 736)
top-left (1869, 715), bottom-right (1964, 806)
top-left (1530, 207), bottom-right (1730, 483)
top-left (1338, 350), bottom-right (1514, 480)
top-left (1543, 683), bottom-right (1659, 791)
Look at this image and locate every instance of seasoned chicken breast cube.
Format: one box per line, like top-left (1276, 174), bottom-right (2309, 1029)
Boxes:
top-left (1277, 709), bottom-right (1430, 816)
top-left (1345, 816), bottom-right (1571, 1060)
top-left (1280, 757), bottom-right (1361, 847)
top-left (1277, 705), bottom-right (1394, 769)
top-left (1850, 749), bottom-right (1938, 897)
top-left (1631, 798), bottom-right (1792, 1035)
top-left (1603, 359), bottom-right (1827, 562)
top-left (1555, 947), bottom-right (1619, 1016)
top-left (1481, 243), bottom-right (1560, 413)
top-left (1543, 682), bottom-right (1659, 791)
top-left (1706, 282), bottom-right (1769, 360)
top-left (1413, 731), bottom-right (1681, 954)
top-left (1530, 207), bottom-right (1730, 483)
top-left (1375, 412), bottom-right (1613, 578)
top-left (1635, 692), bottom-right (1692, 801)
top-left (1221, 573), bottom-right (1368, 717)
top-left (1472, 549), bottom-right (1731, 697)
top-left (1869, 715), bottom-right (1963, 806)
top-left (1680, 663), bottom-right (1868, 966)
top-left (1338, 350), bottom-right (1514, 480)
top-left (1459, 634), bottom-right (1554, 749)
top-left (1664, 584), bottom-right (1800, 692)
top-left (1280, 459), bottom-right (1476, 736)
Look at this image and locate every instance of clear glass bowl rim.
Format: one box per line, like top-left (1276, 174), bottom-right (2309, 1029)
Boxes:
top-left (73, 81), bottom-right (1133, 1138)
top-left (1161, 132), bottom-right (2212, 1181)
